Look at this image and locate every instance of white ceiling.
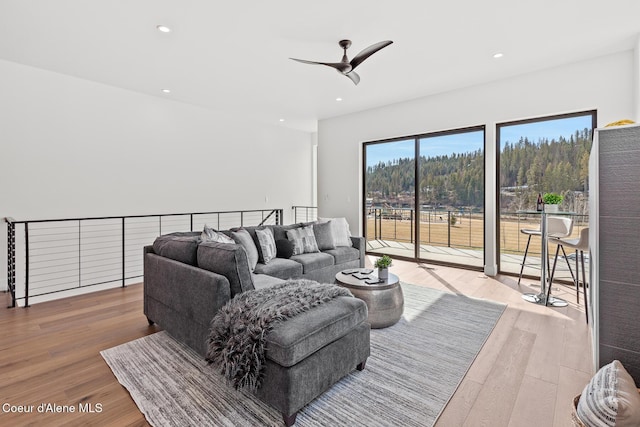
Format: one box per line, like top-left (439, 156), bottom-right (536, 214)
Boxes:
top-left (1, 0), bottom-right (639, 132)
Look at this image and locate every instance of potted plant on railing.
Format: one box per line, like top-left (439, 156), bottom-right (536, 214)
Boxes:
top-left (374, 255), bottom-right (393, 280)
top-left (542, 192), bottom-right (563, 213)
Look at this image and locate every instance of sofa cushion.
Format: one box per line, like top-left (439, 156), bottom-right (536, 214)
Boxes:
top-left (324, 246), bottom-right (360, 264)
top-left (287, 225), bottom-right (319, 255)
top-left (266, 296), bottom-right (368, 367)
top-left (230, 229), bottom-right (259, 271)
top-left (313, 220), bottom-right (336, 251)
top-left (255, 227), bottom-right (277, 264)
top-left (152, 232), bottom-right (200, 266)
top-left (275, 239), bottom-right (294, 259)
top-left (290, 252), bottom-right (335, 273)
top-left (197, 242), bottom-right (255, 297)
top-left (254, 258), bottom-right (303, 280)
top-left (251, 273), bottom-right (285, 290)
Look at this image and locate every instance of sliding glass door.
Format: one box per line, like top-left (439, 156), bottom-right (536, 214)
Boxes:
top-left (497, 111), bottom-right (596, 277)
top-left (364, 126), bottom-right (485, 269)
top-left (418, 129), bottom-right (485, 267)
top-left (364, 139), bottom-right (416, 259)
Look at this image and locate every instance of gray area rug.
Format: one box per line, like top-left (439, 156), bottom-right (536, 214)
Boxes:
top-left (101, 283), bottom-right (505, 426)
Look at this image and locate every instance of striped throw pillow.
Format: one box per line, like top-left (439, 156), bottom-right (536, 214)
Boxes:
top-left (255, 228), bottom-right (277, 264)
top-left (286, 225), bottom-right (319, 255)
top-left (577, 360), bottom-right (640, 427)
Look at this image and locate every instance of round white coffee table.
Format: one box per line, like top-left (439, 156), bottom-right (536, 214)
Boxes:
top-left (335, 269), bottom-right (404, 328)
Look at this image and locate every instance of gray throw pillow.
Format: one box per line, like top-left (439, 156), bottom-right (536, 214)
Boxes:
top-left (231, 228), bottom-right (259, 271)
top-left (255, 227), bottom-right (277, 264)
top-left (313, 221), bottom-right (336, 251)
top-left (152, 234), bottom-right (200, 266)
top-left (318, 217), bottom-right (352, 247)
top-left (286, 225), bottom-right (319, 255)
top-left (201, 224), bottom-right (235, 244)
top-left (276, 239), bottom-right (294, 259)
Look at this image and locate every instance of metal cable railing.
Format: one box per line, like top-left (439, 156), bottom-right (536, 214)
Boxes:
top-left (367, 207), bottom-right (485, 249)
top-left (365, 208), bottom-right (588, 252)
top-left (292, 206), bottom-right (318, 223)
top-left (5, 208), bottom-right (283, 307)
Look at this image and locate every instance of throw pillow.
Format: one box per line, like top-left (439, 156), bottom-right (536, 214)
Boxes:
top-left (313, 220), bottom-right (336, 251)
top-left (286, 225), bottom-right (319, 255)
top-left (201, 224), bottom-right (235, 244)
top-left (152, 233), bottom-right (200, 266)
top-left (318, 217), bottom-right (352, 247)
top-left (275, 239), bottom-right (294, 259)
top-left (255, 227), bottom-right (277, 264)
top-left (577, 359), bottom-right (640, 427)
top-left (231, 228), bottom-right (259, 271)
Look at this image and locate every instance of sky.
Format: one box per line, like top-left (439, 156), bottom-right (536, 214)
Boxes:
top-left (499, 115), bottom-right (592, 148)
top-left (366, 131), bottom-right (484, 167)
top-left (365, 114), bottom-right (593, 167)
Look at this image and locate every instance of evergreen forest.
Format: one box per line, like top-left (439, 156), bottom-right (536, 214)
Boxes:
top-left (366, 128), bottom-right (592, 212)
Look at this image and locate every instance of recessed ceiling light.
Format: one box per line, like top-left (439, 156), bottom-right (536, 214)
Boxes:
top-left (336, 97), bottom-right (343, 102)
top-left (156, 25), bottom-right (172, 33)
top-left (493, 52), bottom-right (504, 59)
top-left (279, 118), bottom-right (285, 122)
top-left (161, 89), bottom-right (171, 93)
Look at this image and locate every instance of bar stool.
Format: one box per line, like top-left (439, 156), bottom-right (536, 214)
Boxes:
top-left (547, 227), bottom-right (589, 323)
top-left (518, 216), bottom-right (575, 286)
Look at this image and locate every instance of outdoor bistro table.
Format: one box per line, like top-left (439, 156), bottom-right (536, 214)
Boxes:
top-left (518, 209), bottom-right (575, 307)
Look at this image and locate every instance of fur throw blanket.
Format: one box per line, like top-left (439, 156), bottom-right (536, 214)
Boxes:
top-left (206, 279), bottom-right (352, 391)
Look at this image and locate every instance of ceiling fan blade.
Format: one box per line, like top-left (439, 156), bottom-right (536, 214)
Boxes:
top-left (345, 71), bottom-right (360, 85)
top-left (290, 58), bottom-right (351, 73)
top-left (349, 40), bottom-right (393, 70)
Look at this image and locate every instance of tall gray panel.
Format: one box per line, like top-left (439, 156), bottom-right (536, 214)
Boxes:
top-left (592, 124), bottom-right (640, 382)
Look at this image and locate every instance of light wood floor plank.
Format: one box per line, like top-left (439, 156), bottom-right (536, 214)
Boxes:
top-left (553, 366), bottom-right (593, 427)
top-left (508, 375), bottom-right (558, 427)
top-left (435, 379), bottom-right (483, 426)
top-left (463, 306), bottom-right (520, 385)
top-left (462, 328), bottom-right (537, 426)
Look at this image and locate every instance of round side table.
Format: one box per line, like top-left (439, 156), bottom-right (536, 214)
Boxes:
top-left (335, 269), bottom-right (404, 328)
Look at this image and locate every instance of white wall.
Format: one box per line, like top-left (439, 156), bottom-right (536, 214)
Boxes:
top-left (0, 59), bottom-right (314, 289)
top-left (318, 50), bottom-right (635, 275)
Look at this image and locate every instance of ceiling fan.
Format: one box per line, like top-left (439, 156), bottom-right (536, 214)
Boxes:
top-left (290, 39), bottom-right (393, 85)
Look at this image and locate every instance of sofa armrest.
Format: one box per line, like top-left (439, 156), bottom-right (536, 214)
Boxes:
top-left (144, 252), bottom-right (232, 326)
top-left (350, 236), bottom-right (365, 268)
top-left (197, 242), bottom-right (255, 297)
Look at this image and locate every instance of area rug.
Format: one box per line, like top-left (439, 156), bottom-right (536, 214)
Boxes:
top-left (101, 283), bottom-right (505, 427)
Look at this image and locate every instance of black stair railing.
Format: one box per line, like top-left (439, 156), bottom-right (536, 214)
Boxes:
top-left (4, 208), bottom-right (283, 308)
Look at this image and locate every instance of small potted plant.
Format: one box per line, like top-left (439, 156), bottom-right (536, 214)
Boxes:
top-left (542, 192), bottom-right (563, 213)
top-left (374, 255), bottom-right (393, 280)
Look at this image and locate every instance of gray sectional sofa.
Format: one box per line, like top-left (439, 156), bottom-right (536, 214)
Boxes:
top-left (143, 221), bottom-right (369, 426)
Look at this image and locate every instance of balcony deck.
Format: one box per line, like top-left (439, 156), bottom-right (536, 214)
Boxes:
top-left (367, 238), bottom-right (589, 288)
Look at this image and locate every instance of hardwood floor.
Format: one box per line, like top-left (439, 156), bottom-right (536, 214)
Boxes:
top-left (0, 258), bottom-right (593, 426)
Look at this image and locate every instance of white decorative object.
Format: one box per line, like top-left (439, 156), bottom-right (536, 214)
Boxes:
top-left (545, 204), bottom-right (559, 213)
top-left (378, 268), bottom-right (388, 280)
